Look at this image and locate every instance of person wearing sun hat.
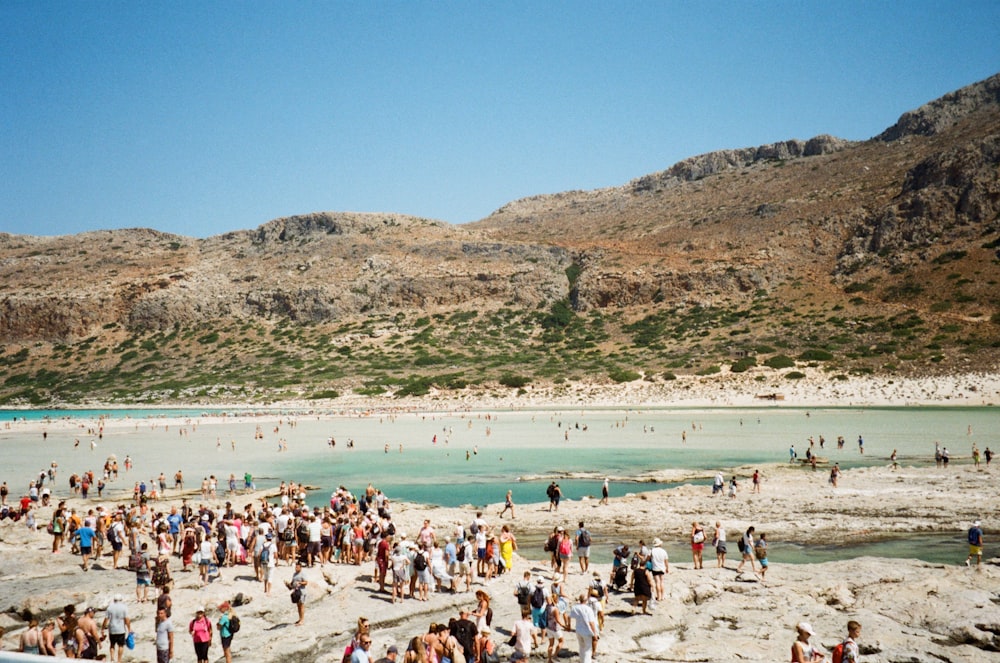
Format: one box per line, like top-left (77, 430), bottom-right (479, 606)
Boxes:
top-left (649, 537), bottom-right (669, 602)
top-left (966, 520), bottom-right (984, 566)
top-left (791, 622), bottom-right (824, 662)
top-left (188, 607), bottom-right (212, 663)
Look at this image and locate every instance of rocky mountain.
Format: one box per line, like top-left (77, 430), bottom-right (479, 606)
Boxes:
top-left (1, 73), bottom-right (998, 404)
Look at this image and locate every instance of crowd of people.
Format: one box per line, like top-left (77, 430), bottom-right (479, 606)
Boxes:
top-left (0, 427), bottom-right (989, 662)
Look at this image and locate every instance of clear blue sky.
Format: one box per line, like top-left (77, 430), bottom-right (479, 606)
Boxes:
top-left (2, 2), bottom-right (998, 238)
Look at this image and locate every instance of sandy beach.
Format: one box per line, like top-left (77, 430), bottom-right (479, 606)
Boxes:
top-left (1, 371), bottom-right (998, 661)
top-left (1, 440), bottom-right (998, 662)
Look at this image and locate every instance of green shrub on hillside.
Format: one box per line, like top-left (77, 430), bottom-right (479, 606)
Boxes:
top-left (730, 356), bottom-right (757, 373)
top-left (798, 349), bottom-right (833, 361)
top-left (608, 368), bottom-right (641, 383)
top-left (765, 355), bottom-right (796, 369)
top-left (499, 374), bottom-right (530, 389)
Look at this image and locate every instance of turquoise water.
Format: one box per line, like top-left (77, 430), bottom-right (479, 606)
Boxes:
top-left (1, 406), bottom-right (989, 565)
top-left (517, 531), bottom-right (964, 566)
top-left (1, 406), bottom-right (994, 511)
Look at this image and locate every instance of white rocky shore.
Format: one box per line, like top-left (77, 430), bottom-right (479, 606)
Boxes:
top-left (1, 461), bottom-right (998, 662)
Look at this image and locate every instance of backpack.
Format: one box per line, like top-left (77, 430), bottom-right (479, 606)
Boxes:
top-left (469, 520), bottom-right (479, 536)
top-left (969, 527), bottom-right (980, 544)
top-left (558, 538), bottom-right (572, 556)
top-left (530, 586), bottom-right (546, 609)
top-left (228, 615), bottom-right (241, 634)
top-left (831, 641), bottom-right (845, 663)
top-left (457, 544), bottom-right (466, 562)
top-left (516, 582), bottom-right (531, 605)
top-left (544, 535), bottom-right (556, 553)
top-left (578, 529), bottom-right (592, 548)
top-left (129, 550), bottom-right (144, 572)
top-left (546, 484), bottom-right (555, 499)
top-left (413, 551), bottom-right (428, 572)
top-left (737, 537), bottom-right (747, 554)
top-left (260, 546), bottom-right (271, 564)
top-left (754, 543), bottom-right (766, 560)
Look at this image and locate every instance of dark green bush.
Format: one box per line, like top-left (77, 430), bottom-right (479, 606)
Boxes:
top-left (730, 356), bottom-right (757, 373)
top-left (798, 349), bottom-right (833, 361)
top-left (608, 368), bottom-right (641, 383)
top-left (765, 355), bottom-right (796, 369)
top-left (499, 374), bottom-right (530, 389)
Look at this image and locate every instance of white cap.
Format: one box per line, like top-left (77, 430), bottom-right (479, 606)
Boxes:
top-left (796, 622), bottom-right (814, 636)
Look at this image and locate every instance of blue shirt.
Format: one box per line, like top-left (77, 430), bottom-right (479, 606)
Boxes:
top-left (77, 526), bottom-right (95, 547)
top-left (167, 513), bottom-right (183, 534)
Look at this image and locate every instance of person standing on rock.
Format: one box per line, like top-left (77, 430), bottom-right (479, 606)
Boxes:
top-left (736, 526), bottom-right (758, 576)
top-left (790, 622), bottom-right (824, 663)
top-left (156, 607), bottom-right (174, 663)
top-left (966, 520), bottom-right (984, 566)
top-left (754, 534), bottom-right (769, 584)
top-left (713, 522), bottom-right (727, 568)
top-left (567, 593), bottom-right (599, 663)
top-left (102, 594), bottom-right (131, 663)
top-left (289, 561), bottom-right (308, 626)
top-left (648, 537), bottom-right (668, 601)
top-left (838, 620), bottom-right (862, 663)
top-left (188, 607), bottom-right (212, 663)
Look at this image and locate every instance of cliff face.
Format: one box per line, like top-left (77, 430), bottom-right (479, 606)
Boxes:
top-left (0, 74), bottom-right (998, 402)
top-left (0, 214), bottom-right (573, 341)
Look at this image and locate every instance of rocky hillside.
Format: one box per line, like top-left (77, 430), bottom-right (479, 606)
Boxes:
top-left (1, 74), bottom-right (998, 405)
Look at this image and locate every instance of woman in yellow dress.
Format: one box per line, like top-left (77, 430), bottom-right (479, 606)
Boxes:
top-left (499, 524), bottom-right (517, 573)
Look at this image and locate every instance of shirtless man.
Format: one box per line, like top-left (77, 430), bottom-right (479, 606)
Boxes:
top-left (76, 607), bottom-right (102, 660)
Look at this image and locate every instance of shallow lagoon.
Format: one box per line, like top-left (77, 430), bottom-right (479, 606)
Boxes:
top-left (0, 406), bottom-right (991, 567)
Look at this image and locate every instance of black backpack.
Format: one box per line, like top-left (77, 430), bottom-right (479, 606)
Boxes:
top-left (516, 582), bottom-right (530, 605)
top-left (228, 615), bottom-right (241, 634)
top-left (456, 544), bottom-right (466, 562)
top-left (579, 529), bottom-right (592, 548)
top-left (530, 586), bottom-right (546, 609)
top-left (413, 551), bottom-right (427, 571)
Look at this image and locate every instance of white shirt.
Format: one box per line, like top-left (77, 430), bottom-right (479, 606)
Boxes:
top-left (650, 546), bottom-right (668, 572)
top-left (568, 603), bottom-right (597, 637)
top-left (308, 520), bottom-right (322, 543)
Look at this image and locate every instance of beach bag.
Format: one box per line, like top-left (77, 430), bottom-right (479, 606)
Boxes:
top-left (692, 530), bottom-right (705, 544)
top-left (125, 631), bottom-right (135, 650)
